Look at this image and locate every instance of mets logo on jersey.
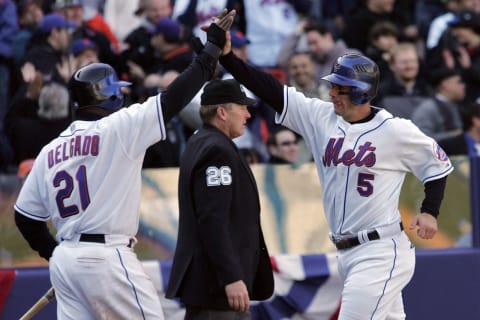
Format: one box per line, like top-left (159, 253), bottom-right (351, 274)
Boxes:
top-left (433, 143), bottom-right (449, 162)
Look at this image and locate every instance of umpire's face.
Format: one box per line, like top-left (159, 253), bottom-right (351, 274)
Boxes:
top-left (222, 103), bottom-right (251, 139)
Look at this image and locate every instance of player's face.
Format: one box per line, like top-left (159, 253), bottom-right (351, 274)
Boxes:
top-left (328, 83), bottom-right (364, 121)
top-left (224, 103), bottom-right (251, 139)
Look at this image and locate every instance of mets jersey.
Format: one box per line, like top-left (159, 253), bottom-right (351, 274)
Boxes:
top-left (14, 95), bottom-right (166, 242)
top-left (277, 86), bottom-right (454, 236)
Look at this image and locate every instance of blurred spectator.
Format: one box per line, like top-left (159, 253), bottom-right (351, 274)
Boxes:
top-left (286, 52), bottom-right (329, 100)
top-left (342, 0), bottom-right (417, 53)
top-left (103, 0), bottom-right (140, 43)
top-left (53, 0), bottom-right (119, 70)
top-left (149, 17), bottom-right (193, 74)
top-left (446, 9), bottom-right (480, 103)
top-left (5, 74), bottom-right (70, 164)
top-left (229, 29), bottom-right (249, 63)
top-left (12, 0), bottom-right (44, 66)
top-left (122, 0), bottom-right (172, 75)
top-left (308, 0), bottom-right (356, 39)
top-left (438, 101), bottom-right (480, 156)
top-left (71, 37), bottom-right (99, 68)
top-left (176, 0), bottom-right (238, 43)
top-left (426, 0), bottom-right (480, 50)
top-left (375, 42), bottom-right (433, 107)
top-left (241, 0), bottom-right (311, 68)
top-left (415, 0), bottom-right (449, 41)
top-left (83, 1), bottom-right (120, 52)
top-left (0, 0), bottom-right (18, 171)
top-left (412, 68), bottom-right (465, 141)
top-left (364, 21), bottom-right (400, 79)
top-left (17, 158), bottom-right (35, 180)
top-left (266, 126), bottom-right (300, 164)
top-left (425, 0), bottom-right (480, 69)
top-left (22, 13), bottom-right (75, 86)
top-left (277, 20), bottom-right (360, 82)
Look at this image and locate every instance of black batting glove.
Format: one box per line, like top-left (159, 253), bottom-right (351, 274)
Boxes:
top-left (206, 23), bottom-right (227, 50)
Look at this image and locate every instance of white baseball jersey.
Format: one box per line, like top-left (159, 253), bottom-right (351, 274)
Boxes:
top-left (243, 0), bottom-right (299, 67)
top-left (14, 95), bottom-right (166, 242)
top-left (277, 86), bottom-right (454, 237)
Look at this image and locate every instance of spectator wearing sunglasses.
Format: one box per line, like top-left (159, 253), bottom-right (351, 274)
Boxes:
top-left (266, 125), bottom-right (300, 164)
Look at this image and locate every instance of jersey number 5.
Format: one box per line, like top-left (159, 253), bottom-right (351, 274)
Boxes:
top-left (357, 172), bottom-right (374, 197)
top-left (53, 165), bottom-right (91, 218)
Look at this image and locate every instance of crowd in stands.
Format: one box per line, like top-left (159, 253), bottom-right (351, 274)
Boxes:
top-left (1, 0), bottom-right (480, 174)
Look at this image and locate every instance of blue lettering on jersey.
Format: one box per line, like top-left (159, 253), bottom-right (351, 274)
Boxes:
top-left (322, 138), bottom-right (376, 167)
top-left (48, 135), bottom-right (100, 168)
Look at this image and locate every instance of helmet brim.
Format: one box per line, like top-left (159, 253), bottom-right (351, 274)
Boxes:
top-left (321, 73), bottom-right (369, 90)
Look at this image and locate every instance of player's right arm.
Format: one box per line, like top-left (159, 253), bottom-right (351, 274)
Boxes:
top-left (219, 39), bottom-right (285, 114)
top-left (161, 9), bottom-right (236, 122)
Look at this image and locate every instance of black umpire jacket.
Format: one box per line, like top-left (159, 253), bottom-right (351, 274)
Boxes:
top-left (166, 124), bottom-right (274, 309)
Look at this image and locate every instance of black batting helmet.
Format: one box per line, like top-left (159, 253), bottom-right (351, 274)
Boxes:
top-left (322, 54), bottom-right (379, 105)
top-left (68, 63), bottom-right (131, 111)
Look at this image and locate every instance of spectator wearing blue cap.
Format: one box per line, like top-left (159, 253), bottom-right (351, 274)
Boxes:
top-left (54, 0), bottom-right (119, 72)
top-left (149, 17), bottom-right (194, 75)
top-left (21, 13), bottom-right (75, 84)
top-left (230, 30), bottom-right (250, 63)
top-left (71, 38), bottom-right (99, 68)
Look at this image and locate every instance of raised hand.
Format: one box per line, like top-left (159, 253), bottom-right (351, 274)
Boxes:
top-left (205, 9), bottom-right (236, 50)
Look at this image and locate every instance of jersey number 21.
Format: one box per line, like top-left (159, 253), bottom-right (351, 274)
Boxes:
top-left (53, 165), bottom-right (91, 218)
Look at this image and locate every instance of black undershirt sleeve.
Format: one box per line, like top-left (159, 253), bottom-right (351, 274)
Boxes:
top-left (219, 51), bottom-right (285, 114)
top-left (421, 176), bottom-right (448, 218)
top-left (161, 44), bottom-right (219, 122)
top-left (15, 211), bottom-right (58, 261)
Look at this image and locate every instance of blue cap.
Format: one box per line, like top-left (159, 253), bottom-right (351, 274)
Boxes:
top-left (231, 30), bottom-right (250, 48)
top-left (39, 13), bottom-right (76, 34)
top-left (72, 38), bottom-right (97, 56)
top-left (152, 18), bottom-right (181, 42)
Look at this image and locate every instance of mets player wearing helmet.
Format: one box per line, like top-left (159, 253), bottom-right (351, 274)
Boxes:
top-left (13, 10), bottom-right (236, 320)
top-left (217, 36), bottom-right (453, 319)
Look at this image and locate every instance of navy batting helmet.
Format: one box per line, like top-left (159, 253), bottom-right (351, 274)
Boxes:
top-left (68, 63), bottom-right (131, 111)
top-left (322, 54), bottom-right (379, 105)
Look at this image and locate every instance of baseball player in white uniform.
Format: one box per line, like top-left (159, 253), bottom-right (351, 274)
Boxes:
top-left (13, 10), bottom-right (235, 320)
top-left (219, 42), bottom-right (454, 319)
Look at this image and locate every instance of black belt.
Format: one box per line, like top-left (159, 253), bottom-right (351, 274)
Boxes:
top-left (79, 234), bottom-right (105, 243)
top-left (333, 223), bottom-right (404, 250)
top-left (79, 234), bottom-right (133, 248)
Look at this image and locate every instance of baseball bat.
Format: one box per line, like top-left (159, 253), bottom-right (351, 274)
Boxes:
top-left (19, 287), bottom-right (55, 320)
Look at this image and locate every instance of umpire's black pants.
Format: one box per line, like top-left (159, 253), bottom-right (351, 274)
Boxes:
top-left (185, 305), bottom-right (251, 320)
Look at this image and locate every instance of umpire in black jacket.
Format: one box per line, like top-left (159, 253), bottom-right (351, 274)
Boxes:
top-left (166, 79), bottom-right (274, 319)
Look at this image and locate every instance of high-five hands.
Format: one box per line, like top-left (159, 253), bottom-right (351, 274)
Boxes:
top-left (205, 9), bottom-right (236, 50)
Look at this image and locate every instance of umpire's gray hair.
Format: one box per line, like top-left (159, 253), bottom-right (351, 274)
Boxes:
top-left (37, 82), bottom-right (70, 120)
top-left (199, 103), bottom-right (232, 123)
